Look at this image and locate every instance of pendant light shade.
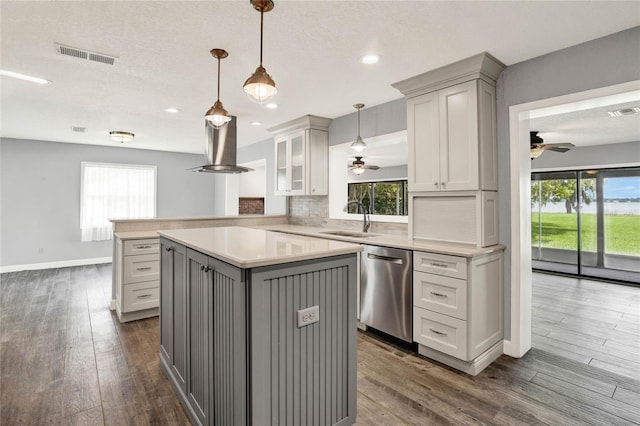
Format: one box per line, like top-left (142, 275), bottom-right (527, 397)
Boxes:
top-left (351, 103), bottom-right (367, 152)
top-left (244, 0), bottom-right (277, 104)
top-left (205, 48), bottom-right (232, 128)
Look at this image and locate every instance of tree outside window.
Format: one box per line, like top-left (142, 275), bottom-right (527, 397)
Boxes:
top-left (347, 180), bottom-right (408, 216)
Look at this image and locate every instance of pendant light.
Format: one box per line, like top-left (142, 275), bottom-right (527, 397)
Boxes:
top-left (205, 49), bottom-right (232, 128)
top-left (243, 0), bottom-right (277, 104)
top-left (351, 103), bottom-right (367, 152)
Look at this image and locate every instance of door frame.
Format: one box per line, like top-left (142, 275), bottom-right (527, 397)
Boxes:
top-left (506, 80), bottom-right (640, 358)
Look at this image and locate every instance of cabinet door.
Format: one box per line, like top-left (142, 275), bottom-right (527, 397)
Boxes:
top-left (439, 80), bottom-right (479, 191)
top-left (186, 249), bottom-right (212, 426)
top-left (160, 240), bottom-right (187, 393)
top-left (275, 137), bottom-right (289, 195)
top-left (407, 92), bottom-right (440, 192)
top-left (289, 130), bottom-right (306, 195)
top-left (307, 129), bottom-right (328, 195)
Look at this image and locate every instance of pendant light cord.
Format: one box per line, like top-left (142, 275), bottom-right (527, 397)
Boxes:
top-left (217, 56), bottom-right (221, 102)
top-left (259, 10), bottom-right (264, 66)
top-left (357, 106), bottom-right (361, 137)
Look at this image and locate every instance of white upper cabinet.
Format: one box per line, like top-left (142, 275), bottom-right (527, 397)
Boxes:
top-left (269, 115), bottom-right (331, 196)
top-left (394, 52), bottom-right (504, 193)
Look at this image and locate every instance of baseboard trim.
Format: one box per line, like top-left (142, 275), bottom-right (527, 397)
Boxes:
top-left (417, 340), bottom-right (504, 376)
top-left (0, 257), bottom-right (112, 273)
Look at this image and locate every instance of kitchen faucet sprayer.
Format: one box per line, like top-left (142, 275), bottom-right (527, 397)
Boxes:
top-left (343, 200), bottom-right (370, 233)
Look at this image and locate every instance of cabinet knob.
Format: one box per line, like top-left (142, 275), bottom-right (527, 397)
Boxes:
top-left (434, 182), bottom-right (439, 187)
top-left (441, 182), bottom-right (446, 188)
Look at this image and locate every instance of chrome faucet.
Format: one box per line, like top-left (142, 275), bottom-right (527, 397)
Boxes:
top-left (343, 200), bottom-right (371, 233)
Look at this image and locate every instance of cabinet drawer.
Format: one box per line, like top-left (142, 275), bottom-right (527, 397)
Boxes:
top-left (124, 239), bottom-right (159, 256)
top-left (413, 251), bottom-right (467, 279)
top-left (413, 307), bottom-right (467, 360)
top-left (413, 271), bottom-right (467, 320)
top-left (122, 281), bottom-right (159, 312)
top-left (124, 253), bottom-right (160, 284)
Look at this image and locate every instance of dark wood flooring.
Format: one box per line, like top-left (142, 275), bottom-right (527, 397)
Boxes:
top-left (1, 266), bottom-right (639, 425)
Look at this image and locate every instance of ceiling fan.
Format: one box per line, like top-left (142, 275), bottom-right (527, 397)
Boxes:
top-left (530, 131), bottom-right (575, 159)
top-left (348, 156), bottom-right (379, 175)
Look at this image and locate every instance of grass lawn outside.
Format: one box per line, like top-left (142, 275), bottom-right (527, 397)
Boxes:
top-left (531, 212), bottom-right (640, 256)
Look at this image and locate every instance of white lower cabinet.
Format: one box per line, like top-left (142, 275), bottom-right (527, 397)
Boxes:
top-left (116, 237), bottom-right (160, 322)
top-left (412, 249), bottom-right (504, 375)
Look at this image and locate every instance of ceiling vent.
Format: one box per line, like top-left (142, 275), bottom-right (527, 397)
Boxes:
top-left (608, 106), bottom-right (640, 117)
top-left (71, 126), bottom-right (87, 133)
top-left (55, 43), bottom-right (117, 65)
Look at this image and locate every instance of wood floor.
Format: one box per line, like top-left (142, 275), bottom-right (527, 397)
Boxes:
top-left (1, 266), bottom-right (639, 425)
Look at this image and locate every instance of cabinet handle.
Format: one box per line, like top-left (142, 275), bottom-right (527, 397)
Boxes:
top-left (137, 294), bottom-right (152, 299)
top-left (165, 247), bottom-right (173, 252)
top-left (136, 266), bottom-right (152, 271)
top-left (430, 262), bottom-right (449, 268)
top-left (136, 245), bottom-right (152, 249)
top-left (430, 292), bottom-right (447, 297)
top-left (429, 328), bottom-right (447, 336)
top-left (200, 265), bottom-right (212, 272)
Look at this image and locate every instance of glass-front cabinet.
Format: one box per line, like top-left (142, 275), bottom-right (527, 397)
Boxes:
top-left (269, 115), bottom-right (331, 196)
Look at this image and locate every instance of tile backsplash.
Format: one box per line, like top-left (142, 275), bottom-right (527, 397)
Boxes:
top-left (288, 196), bottom-right (408, 236)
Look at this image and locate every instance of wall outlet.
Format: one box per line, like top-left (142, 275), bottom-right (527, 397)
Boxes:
top-left (297, 305), bottom-right (319, 328)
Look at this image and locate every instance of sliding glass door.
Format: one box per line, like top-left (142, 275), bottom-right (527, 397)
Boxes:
top-left (532, 167), bottom-right (639, 284)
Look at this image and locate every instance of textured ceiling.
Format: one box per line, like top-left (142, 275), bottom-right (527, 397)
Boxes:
top-left (1, 1), bottom-right (639, 154)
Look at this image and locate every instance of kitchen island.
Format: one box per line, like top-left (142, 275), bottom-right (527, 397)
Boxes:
top-left (158, 226), bottom-right (362, 426)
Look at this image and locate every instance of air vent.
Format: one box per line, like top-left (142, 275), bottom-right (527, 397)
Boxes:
top-left (71, 126), bottom-right (87, 133)
top-left (55, 43), bottom-right (117, 66)
top-left (608, 106), bottom-right (640, 117)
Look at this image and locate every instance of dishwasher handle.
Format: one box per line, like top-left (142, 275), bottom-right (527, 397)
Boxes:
top-left (366, 252), bottom-right (404, 265)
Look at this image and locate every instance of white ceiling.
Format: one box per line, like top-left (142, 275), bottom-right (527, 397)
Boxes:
top-left (1, 1), bottom-right (639, 154)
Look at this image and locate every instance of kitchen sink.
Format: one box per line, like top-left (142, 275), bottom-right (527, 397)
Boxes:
top-left (319, 230), bottom-right (379, 238)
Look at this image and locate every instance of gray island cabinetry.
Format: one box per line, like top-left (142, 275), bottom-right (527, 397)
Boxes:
top-left (158, 227), bottom-right (361, 426)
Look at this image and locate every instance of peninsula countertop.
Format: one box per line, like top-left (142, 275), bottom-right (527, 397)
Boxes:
top-left (158, 226), bottom-right (362, 269)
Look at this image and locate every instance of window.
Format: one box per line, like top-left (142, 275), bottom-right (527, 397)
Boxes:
top-left (531, 166), bottom-right (639, 283)
top-left (80, 162), bottom-right (157, 241)
top-left (347, 180), bottom-right (408, 216)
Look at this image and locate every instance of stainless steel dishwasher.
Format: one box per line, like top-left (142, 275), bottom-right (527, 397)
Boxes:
top-left (360, 244), bottom-right (412, 342)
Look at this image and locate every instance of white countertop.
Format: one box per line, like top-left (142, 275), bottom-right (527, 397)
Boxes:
top-left (114, 231), bottom-right (159, 240)
top-left (253, 224), bottom-right (505, 257)
top-left (158, 226), bottom-right (362, 269)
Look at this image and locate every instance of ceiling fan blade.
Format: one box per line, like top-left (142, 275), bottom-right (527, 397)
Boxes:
top-left (542, 146), bottom-right (571, 153)
top-left (545, 142), bottom-right (575, 148)
top-left (365, 165), bottom-right (380, 170)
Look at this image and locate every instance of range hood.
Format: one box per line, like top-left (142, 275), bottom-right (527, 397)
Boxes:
top-left (191, 116), bottom-right (252, 173)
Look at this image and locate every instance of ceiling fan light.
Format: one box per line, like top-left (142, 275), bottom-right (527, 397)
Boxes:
top-left (243, 66), bottom-right (277, 104)
top-left (352, 167), bottom-right (366, 175)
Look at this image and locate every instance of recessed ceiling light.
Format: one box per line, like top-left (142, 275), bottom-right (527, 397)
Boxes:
top-left (250, 121), bottom-right (262, 126)
top-left (265, 103), bottom-right (278, 109)
top-left (361, 55), bottom-right (379, 65)
top-left (164, 107), bottom-right (180, 113)
top-left (0, 70), bottom-right (49, 84)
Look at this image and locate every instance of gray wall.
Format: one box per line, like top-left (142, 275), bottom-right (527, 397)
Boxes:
top-left (349, 165), bottom-right (407, 182)
top-left (532, 141), bottom-right (640, 170)
top-left (0, 138), bottom-right (217, 267)
top-left (497, 26), bottom-right (640, 339)
top-left (328, 98), bottom-right (407, 146)
top-left (237, 138), bottom-right (287, 216)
